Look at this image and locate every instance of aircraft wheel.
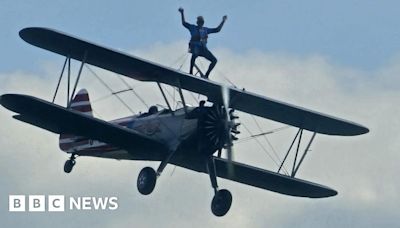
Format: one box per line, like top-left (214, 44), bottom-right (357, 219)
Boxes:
top-left (64, 159), bottom-right (76, 173)
top-left (211, 189), bottom-right (232, 217)
top-left (137, 167), bottom-right (157, 195)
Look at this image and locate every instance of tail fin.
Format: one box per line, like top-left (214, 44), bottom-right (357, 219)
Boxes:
top-left (69, 89), bottom-right (93, 116)
top-left (59, 89), bottom-right (93, 152)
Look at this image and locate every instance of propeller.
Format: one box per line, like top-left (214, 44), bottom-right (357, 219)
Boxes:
top-left (200, 86), bottom-right (240, 177)
top-left (222, 86), bottom-right (234, 177)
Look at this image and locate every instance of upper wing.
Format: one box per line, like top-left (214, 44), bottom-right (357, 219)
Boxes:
top-left (20, 27), bottom-right (368, 136)
top-left (0, 94), bottom-right (167, 160)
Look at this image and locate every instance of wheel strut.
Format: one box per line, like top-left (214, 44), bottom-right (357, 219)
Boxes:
top-left (206, 156), bottom-right (232, 216)
top-left (206, 156), bottom-right (219, 194)
top-left (64, 153), bottom-right (77, 174)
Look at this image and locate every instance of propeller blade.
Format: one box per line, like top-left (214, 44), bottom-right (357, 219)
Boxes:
top-left (231, 134), bottom-right (239, 140)
top-left (231, 129), bottom-right (241, 134)
top-left (226, 142), bottom-right (234, 176)
top-left (222, 86), bottom-right (234, 177)
top-left (222, 86), bottom-right (230, 113)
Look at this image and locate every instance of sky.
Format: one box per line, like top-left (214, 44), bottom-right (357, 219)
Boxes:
top-left (1, 1), bottom-right (400, 227)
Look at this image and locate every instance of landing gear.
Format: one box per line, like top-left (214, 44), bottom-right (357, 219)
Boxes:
top-left (64, 154), bottom-right (76, 173)
top-left (211, 189), bottom-right (232, 217)
top-left (137, 150), bottom-right (176, 195)
top-left (137, 167), bottom-right (157, 195)
top-left (206, 157), bottom-right (233, 216)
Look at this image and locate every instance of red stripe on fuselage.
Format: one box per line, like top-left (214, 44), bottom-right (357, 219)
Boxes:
top-left (59, 117), bottom-right (134, 152)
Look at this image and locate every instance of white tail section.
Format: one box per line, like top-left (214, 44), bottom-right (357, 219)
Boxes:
top-left (59, 89), bottom-right (92, 152)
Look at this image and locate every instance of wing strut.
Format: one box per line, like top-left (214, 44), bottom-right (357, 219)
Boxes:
top-left (277, 129), bottom-right (301, 173)
top-left (69, 51), bottom-right (87, 106)
top-left (277, 128), bottom-right (317, 178)
top-left (52, 56), bottom-right (68, 103)
top-left (67, 57), bottom-right (71, 106)
top-left (176, 78), bottom-right (188, 115)
top-left (193, 63), bottom-right (205, 78)
top-left (293, 132), bottom-right (316, 177)
top-left (291, 129), bottom-right (304, 176)
top-left (156, 82), bottom-right (173, 112)
top-left (52, 52), bottom-right (88, 108)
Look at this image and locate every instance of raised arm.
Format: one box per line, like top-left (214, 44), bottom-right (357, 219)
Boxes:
top-left (179, 7), bottom-right (190, 29)
top-left (208, 15), bottom-right (228, 34)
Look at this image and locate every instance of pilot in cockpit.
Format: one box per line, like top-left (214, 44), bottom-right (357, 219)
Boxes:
top-left (148, 106), bottom-right (158, 115)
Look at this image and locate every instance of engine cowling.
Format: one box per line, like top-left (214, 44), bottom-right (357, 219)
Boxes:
top-left (197, 105), bottom-right (240, 156)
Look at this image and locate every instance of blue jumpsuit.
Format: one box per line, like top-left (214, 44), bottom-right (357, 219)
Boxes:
top-left (182, 22), bottom-right (222, 78)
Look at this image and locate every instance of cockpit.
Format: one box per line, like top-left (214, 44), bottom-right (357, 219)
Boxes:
top-left (137, 105), bottom-right (174, 118)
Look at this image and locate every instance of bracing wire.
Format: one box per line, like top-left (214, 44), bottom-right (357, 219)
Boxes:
top-left (215, 68), bottom-right (237, 88)
top-left (92, 89), bottom-right (137, 103)
top-left (169, 52), bottom-right (189, 69)
top-left (240, 121), bottom-right (290, 175)
top-left (187, 89), bottom-right (199, 104)
top-left (236, 126), bottom-right (290, 143)
top-left (85, 65), bottom-right (136, 114)
top-left (92, 94), bottom-right (112, 103)
top-left (251, 115), bottom-right (287, 168)
top-left (115, 74), bottom-right (149, 109)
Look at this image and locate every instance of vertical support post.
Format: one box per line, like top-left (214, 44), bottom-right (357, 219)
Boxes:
top-left (291, 129), bottom-right (303, 177)
top-left (157, 82), bottom-right (173, 112)
top-left (293, 132), bottom-right (317, 177)
top-left (52, 57), bottom-right (68, 103)
top-left (67, 57), bottom-right (71, 107)
top-left (69, 52), bottom-right (88, 106)
top-left (193, 63), bottom-right (204, 78)
top-left (277, 128), bottom-right (301, 173)
top-left (176, 79), bottom-right (188, 115)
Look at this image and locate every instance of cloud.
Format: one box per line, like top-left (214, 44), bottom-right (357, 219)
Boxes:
top-left (1, 41), bottom-right (399, 227)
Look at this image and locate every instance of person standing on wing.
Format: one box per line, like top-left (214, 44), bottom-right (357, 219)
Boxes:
top-left (179, 7), bottom-right (227, 79)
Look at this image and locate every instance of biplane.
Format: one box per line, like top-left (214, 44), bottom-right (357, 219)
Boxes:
top-left (0, 27), bottom-right (369, 216)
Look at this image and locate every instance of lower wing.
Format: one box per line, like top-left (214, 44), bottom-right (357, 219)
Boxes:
top-left (0, 94), bottom-right (167, 160)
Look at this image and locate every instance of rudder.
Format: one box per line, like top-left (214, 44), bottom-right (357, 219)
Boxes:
top-left (69, 89), bottom-right (93, 116)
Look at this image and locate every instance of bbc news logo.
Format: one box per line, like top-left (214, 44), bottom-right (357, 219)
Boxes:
top-left (9, 195), bottom-right (118, 212)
